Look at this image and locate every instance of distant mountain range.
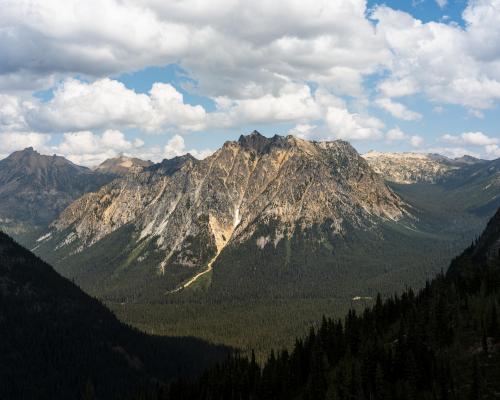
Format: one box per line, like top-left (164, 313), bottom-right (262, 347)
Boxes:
top-left (363, 151), bottom-right (487, 184)
top-left (18, 131), bottom-right (496, 303)
top-left (1, 133), bottom-right (499, 305)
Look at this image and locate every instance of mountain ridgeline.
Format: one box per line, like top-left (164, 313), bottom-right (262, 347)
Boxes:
top-left (0, 147), bottom-right (115, 242)
top-left (363, 151), bottom-right (487, 184)
top-left (0, 231), bottom-right (229, 399)
top-left (36, 131), bottom-right (410, 300)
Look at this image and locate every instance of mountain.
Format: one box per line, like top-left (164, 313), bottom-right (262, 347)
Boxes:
top-left (95, 154), bottom-right (153, 175)
top-left (36, 131), bottom-right (414, 300)
top-left (167, 208), bottom-right (500, 400)
top-left (363, 151), bottom-right (486, 184)
top-left (0, 148), bottom-right (115, 242)
top-left (0, 231), bottom-right (228, 399)
top-left (31, 133), bottom-right (500, 357)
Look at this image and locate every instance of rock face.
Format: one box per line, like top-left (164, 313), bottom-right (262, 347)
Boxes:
top-left (0, 148), bottom-right (114, 240)
top-left (41, 132), bottom-right (407, 295)
top-left (95, 155), bottom-right (153, 175)
top-left (363, 151), bottom-right (485, 184)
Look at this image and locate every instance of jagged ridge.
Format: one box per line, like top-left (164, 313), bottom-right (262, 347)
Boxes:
top-left (39, 132), bottom-right (407, 294)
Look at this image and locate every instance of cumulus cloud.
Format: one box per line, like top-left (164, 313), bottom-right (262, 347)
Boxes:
top-left (209, 82), bottom-right (321, 127)
top-left (287, 124), bottom-right (317, 139)
top-left (26, 78), bottom-right (206, 133)
top-left (375, 98), bottom-right (422, 121)
top-left (440, 131), bottom-right (500, 158)
top-left (377, 78), bottom-right (419, 98)
top-left (3, 0), bottom-right (500, 113)
top-left (0, 131), bottom-right (51, 157)
top-left (385, 127), bottom-right (407, 141)
top-left (0, 94), bottom-right (29, 131)
top-left (435, 0), bottom-right (447, 9)
top-left (163, 134), bottom-right (213, 159)
top-left (373, 2), bottom-right (500, 110)
top-left (2, 0), bottom-right (500, 158)
top-left (0, 0), bottom-right (389, 99)
top-left (485, 144), bottom-right (500, 158)
top-left (441, 132), bottom-right (499, 146)
top-left (55, 129), bottom-right (144, 166)
top-left (409, 135), bottom-right (424, 147)
top-left (325, 107), bottom-right (384, 140)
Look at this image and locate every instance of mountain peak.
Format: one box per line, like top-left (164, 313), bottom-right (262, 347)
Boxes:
top-left (95, 155), bottom-right (153, 175)
top-left (3, 147), bottom-right (80, 171)
top-left (238, 131), bottom-right (273, 152)
top-left (453, 154), bottom-right (486, 165)
top-left (0, 149), bottom-right (115, 233)
top-left (147, 153), bottom-right (198, 175)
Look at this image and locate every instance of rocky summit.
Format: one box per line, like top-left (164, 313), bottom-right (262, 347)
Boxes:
top-left (38, 131), bottom-right (408, 297)
top-left (0, 148), bottom-right (114, 241)
top-left (95, 155), bottom-right (153, 175)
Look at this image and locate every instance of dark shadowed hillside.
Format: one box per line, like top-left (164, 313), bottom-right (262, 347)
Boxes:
top-left (0, 232), bottom-right (229, 400)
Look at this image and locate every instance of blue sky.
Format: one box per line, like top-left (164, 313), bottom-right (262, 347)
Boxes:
top-left (1, 0), bottom-right (499, 165)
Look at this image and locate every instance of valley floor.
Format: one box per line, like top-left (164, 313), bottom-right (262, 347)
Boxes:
top-left (110, 297), bottom-right (371, 361)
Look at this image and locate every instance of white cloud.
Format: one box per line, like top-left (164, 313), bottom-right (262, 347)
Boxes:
top-left (409, 135), bottom-right (424, 147)
top-left (0, 0), bottom-right (390, 100)
top-left (287, 124), bottom-right (317, 139)
top-left (378, 78), bottom-right (419, 98)
top-left (461, 131), bottom-right (498, 146)
top-left (2, 0), bottom-right (500, 154)
top-left (163, 134), bottom-right (213, 159)
top-left (0, 131), bottom-right (51, 155)
top-left (27, 78), bottom-right (206, 133)
top-left (373, 2), bottom-right (500, 110)
top-left (325, 106), bottom-right (384, 140)
top-left (440, 131), bottom-right (500, 158)
top-left (209, 82), bottom-right (321, 127)
top-left (55, 129), bottom-right (144, 166)
top-left (385, 127), bottom-right (407, 141)
top-left (375, 98), bottom-right (422, 121)
top-left (485, 144), bottom-right (500, 158)
top-left (435, 0), bottom-right (447, 9)
top-left (441, 132), bottom-right (499, 146)
top-left (0, 94), bottom-right (28, 131)
top-left (420, 146), bottom-right (481, 159)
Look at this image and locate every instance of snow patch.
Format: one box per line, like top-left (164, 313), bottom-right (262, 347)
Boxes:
top-left (36, 232), bottom-right (52, 242)
top-left (55, 232), bottom-right (77, 250)
top-left (233, 206), bottom-right (241, 228)
top-left (256, 235), bottom-right (270, 249)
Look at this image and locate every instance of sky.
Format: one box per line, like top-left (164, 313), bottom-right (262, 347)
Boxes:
top-left (1, 0), bottom-right (500, 166)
